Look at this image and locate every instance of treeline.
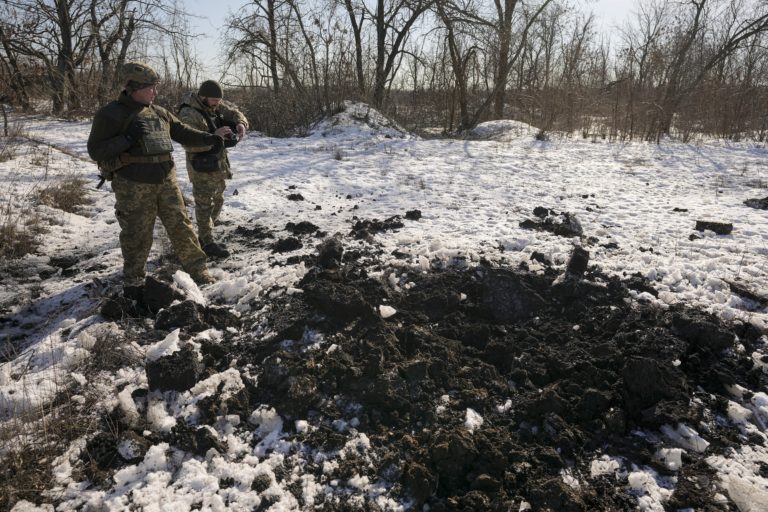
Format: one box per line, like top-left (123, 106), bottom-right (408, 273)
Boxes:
top-left (1, 0), bottom-right (767, 141)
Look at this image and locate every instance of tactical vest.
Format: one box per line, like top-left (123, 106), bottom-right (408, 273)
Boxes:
top-left (95, 105), bottom-right (174, 188)
top-left (132, 107), bottom-right (174, 156)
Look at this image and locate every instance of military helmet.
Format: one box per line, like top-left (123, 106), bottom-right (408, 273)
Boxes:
top-left (122, 62), bottom-right (160, 86)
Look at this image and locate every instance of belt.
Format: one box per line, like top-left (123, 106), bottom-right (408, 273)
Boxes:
top-left (120, 153), bottom-right (172, 164)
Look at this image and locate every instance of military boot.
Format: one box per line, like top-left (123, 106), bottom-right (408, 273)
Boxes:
top-left (202, 241), bottom-right (230, 259)
top-left (190, 269), bottom-right (215, 285)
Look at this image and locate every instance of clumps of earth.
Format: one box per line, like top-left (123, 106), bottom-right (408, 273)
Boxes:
top-left (91, 218), bottom-right (767, 511)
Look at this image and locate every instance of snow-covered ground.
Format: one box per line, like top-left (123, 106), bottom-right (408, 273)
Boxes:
top-left (1, 101), bottom-right (767, 510)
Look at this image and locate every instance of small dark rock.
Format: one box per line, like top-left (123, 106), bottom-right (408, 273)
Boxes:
top-left (146, 344), bottom-right (202, 392)
top-left (155, 300), bottom-right (208, 332)
top-left (316, 236), bottom-right (344, 269)
top-left (744, 197), bottom-right (768, 210)
top-left (565, 246), bottom-right (589, 277)
top-left (695, 220), bottom-right (733, 235)
top-left (143, 276), bottom-right (182, 314)
top-left (272, 237), bottom-right (303, 253)
top-left (285, 221), bottom-right (319, 235)
top-left (405, 209), bottom-right (422, 221)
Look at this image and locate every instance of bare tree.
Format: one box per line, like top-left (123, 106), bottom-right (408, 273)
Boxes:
top-left (348, 0), bottom-right (435, 108)
top-left (651, 0), bottom-right (768, 138)
top-left (89, 0), bottom-right (137, 103)
top-left (0, 5), bottom-right (32, 109)
top-left (341, 0), bottom-right (366, 95)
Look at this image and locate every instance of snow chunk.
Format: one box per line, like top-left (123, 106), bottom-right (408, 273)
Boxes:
top-left (727, 400), bottom-right (752, 424)
top-left (590, 455), bottom-right (622, 477)
top-left (145, 328), bottom-right (181, 362)
top-left (656, 448), bottom-right (684, 471)
top-left (173, 270), bottom-right (206, 305)
top-left (464, 408), bottom-right (484, 433)
top-left (249, 406), bottom-right (283, 440)
top-left (379, 305), bottom-right (397, 319)
top-left (707, 445), bottom-right (768, 512)
top-left (627, 468), bottom-right (675, 511)
top-left (661, 424), bottom-right (710, 452)
top-left (189, 368), bottom-right (244, 399)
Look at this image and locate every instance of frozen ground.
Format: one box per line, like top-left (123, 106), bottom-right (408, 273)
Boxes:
top-left (1, 102), bottom-right (767, 510)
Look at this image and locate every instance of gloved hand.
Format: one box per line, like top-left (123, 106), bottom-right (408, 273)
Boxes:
top-left (124, 119), bottom-right (149, 144)
top-left (206, 134), bottom-right (225, 153)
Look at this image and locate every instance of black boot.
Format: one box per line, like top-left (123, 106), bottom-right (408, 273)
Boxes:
top-left (202, 241), bottom-right (230, 259)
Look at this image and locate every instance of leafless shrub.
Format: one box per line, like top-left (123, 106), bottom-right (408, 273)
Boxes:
top-left (0, 186), bottom-right (45, 262)
top-left (0, 123), bottom-right (27, 163)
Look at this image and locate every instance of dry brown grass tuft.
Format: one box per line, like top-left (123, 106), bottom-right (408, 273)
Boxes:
top-left (0, 123), bottom-right (26, 163)
top-left (37, 176), bottom-right (91, 214)
top-left (0, 194), bottom-right (45, 261)
top-left (0, 329), bottom-right (139, 509)
top-left (0, 398), bottom-right (95, 510)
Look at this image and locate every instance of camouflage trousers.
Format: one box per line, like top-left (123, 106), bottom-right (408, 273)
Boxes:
top-left (112, 169), bottom-right (207, 286)
top-left (188, 166), bottom-right (227, 246)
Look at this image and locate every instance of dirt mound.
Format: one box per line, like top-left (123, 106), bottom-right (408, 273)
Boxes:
top-left (465, 120), bottom-right (539, 141)
top-left (191, 249), bottom-right (764, 509)
top-left (308, 101), bottom-right (411, 139)
top-left (51, 221), bottom-right (767, 510)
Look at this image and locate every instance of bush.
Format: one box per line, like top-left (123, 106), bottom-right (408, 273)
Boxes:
top-left (0, 190), bottom-right (44, 261)
top-left (0, 172), bottom-right (89, 263)
top-left (37, 176), bottom-right (91, 214)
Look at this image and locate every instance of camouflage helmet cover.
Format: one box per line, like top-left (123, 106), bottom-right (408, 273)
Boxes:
top-left (121, 62), bottom-right (160, 86)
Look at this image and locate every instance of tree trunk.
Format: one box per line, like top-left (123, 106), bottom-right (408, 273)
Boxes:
top-left (343, 0), bottom-right (366, 95)
top-left (493, 0), bottom-right (516, 119)
top-left (267, 0), bottom-right (280, 93)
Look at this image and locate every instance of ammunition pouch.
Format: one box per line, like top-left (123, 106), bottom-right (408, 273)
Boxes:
top-left (190, 151), bottom-right (223, 173)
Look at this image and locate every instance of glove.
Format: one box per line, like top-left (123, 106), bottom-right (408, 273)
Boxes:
top-left (206, 134), bottom-right (225, 153)
top-left (124, 119), bottom-right (149, 144)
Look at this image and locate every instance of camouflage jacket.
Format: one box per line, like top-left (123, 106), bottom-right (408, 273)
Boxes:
top-left (88, 91), bottom-right (215, 184)
top-left (177, 92), bottom-right (248, 174)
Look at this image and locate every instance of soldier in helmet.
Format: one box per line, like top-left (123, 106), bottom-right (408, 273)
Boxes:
top-left (88, 62), bottom-right (229, 298)
top-left (178, 80), bottom-right (248, 259)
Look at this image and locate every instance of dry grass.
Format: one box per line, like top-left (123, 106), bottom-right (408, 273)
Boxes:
top-left (0, 330), bottom-right (140, 510)
top-left (0, 188), bottom-right (45, 261)
top-left (37, 176), bottom-right (91, 214)
top-left (0, 123), bottom-right (26, 163)
top-left (1, 168), bottom-right (91, 264)
top-left (0, 401), bottom-right (92, 510)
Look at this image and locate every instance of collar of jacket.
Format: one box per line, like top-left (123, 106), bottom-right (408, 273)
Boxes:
top-left (118, 90), bottom-right (151, 112)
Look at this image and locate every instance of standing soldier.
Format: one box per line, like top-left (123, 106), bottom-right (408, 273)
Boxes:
top-left (178, 80), bottom-right (248, 259)
top-left (88, 62), bottom-right (226, 298)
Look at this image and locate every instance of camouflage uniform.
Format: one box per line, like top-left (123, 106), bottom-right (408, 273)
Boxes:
top-left (88, 81), bottom-right (222, 287)
top-left (177, 91), bottom-right (248, 247)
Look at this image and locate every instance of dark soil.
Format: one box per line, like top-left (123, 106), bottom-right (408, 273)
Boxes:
top-left (51, 217), bottom-right (768, 510)
top-left (138, 236), bottom-right (763, 509)
top-left (744, 196), bottom-right (768, 210)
